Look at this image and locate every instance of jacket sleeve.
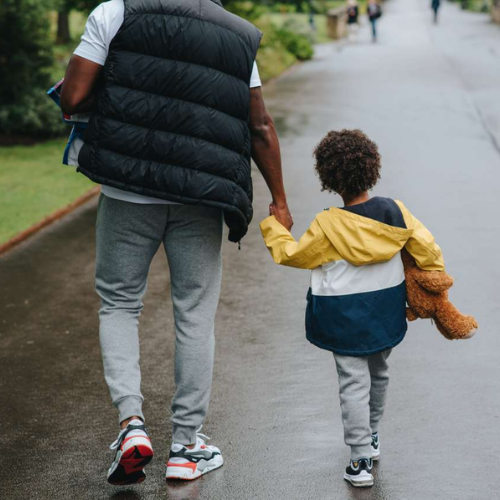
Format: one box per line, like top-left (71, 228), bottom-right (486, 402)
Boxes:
top-left (395, 201), bottom-right (445, 271)
top-left (259, 216), bottom-right (332, 269)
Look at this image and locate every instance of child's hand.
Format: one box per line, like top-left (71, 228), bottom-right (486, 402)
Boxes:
top-left (269, 204), bottom-right (275, 217)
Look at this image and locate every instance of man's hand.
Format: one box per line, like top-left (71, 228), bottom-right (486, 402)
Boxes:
top-left (269, 202), bottom-right (293, 231)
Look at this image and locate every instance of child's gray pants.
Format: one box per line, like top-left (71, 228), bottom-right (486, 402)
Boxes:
top-left (95, 195), bottom-right (223, 445)
top-left (333, 349), bottom-right (392, 460)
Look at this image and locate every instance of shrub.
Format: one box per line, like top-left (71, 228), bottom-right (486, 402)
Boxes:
top-left (0, 92), bottom-right (66, 139)
top-left (253, 16), bottom-right (314, 82)
top-left (225, 1), bottom-right (268, 21)
top-left (270, 3), bottom-right (299, 14)
top-left (0, 0), bottom-right (53, 104)
top-left (275, 20), bottom-right (314, 60)
top-left (267, 1), bottom-right (311, 13)
top-left (279, 29), bottom-right (314, 60)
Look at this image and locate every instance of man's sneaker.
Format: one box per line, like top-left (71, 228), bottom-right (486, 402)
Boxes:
top-left (344, 458), bottom-right (374, 487)
top-left (165, 427), bottom-right (223, 481)
top-left (107, 419), bottom-right (154, 485)
top-left (371, 432), bottom-right (380, 460)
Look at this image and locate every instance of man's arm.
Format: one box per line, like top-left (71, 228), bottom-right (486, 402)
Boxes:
top-left (249, 87), bottom-right (293, 230)
top-left (60, 55), bottom-right (103, 115)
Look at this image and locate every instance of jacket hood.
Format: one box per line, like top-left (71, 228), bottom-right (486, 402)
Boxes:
top-left (315, 208), bottom-right (413, 267)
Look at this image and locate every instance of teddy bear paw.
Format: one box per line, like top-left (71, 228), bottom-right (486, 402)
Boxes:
top-left (461, 328), bottom-right (477, 339)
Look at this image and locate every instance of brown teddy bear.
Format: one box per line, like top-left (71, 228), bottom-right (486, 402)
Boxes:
top-left (402, 249), bottom-right (477, 340)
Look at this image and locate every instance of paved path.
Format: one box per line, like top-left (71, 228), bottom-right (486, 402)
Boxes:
top-left (1, 1), bottom-right (500, 499)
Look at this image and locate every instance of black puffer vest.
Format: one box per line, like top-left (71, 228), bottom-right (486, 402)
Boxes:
top-left (78, 0), bottom-right (262, 242)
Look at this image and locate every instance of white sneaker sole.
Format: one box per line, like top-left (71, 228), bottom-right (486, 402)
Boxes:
top-left (344, 471), bottom-right (374, 487)
top-left (166, 455), bottom-right (224, 481)
top-left (371, 448), bottom-right (380, 461)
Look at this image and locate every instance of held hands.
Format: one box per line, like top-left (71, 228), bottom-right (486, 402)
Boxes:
top-left (269, 202), bottom-right (293, 231)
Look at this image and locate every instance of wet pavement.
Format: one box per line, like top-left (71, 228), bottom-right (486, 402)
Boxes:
top-left (1, 0), bottom-right (500, 499)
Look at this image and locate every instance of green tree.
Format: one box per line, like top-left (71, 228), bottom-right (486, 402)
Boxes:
top-left (0, 0), bottom-right (65, 138)
top-left (0, 0), bottom-right (53, 103)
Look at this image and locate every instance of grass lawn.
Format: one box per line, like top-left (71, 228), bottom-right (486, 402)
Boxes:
top-left (0, 12), bottom-right (92, 246)
top-left (0, 140), bottom-right (94, 245)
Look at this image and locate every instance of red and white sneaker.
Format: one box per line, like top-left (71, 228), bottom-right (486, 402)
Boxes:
top-left (107, 419), bottom-right (154, 485)
top-left (165, 427), bottom-right (223, 481)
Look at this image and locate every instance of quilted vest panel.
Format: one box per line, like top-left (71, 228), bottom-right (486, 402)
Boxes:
top-left (78, 0), bottom-right (262, 242)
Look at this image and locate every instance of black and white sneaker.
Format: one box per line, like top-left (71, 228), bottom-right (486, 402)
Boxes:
top-left (344, 458), bottom-right (374, 487)
top-left (165, 427), bottom-right (223, 481)
top-left (371, 432), bottom-right (380, 461)
top-left (107, 419), bottom-right (154, 485)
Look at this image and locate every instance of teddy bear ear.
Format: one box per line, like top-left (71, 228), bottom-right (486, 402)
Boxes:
top-left (413, 271), bottom-right (454, 293)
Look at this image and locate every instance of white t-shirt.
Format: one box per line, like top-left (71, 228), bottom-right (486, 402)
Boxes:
top-left (74, 0), bottom-right (262, 205)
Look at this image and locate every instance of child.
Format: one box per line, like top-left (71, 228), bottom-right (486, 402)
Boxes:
top-left (260, 130), bottom-right (444, 488)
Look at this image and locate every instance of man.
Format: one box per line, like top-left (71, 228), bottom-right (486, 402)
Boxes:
top-left (60, 0), bottom-right (292, 485)
top-left (367, 0), bottom-right (382, 43)
top-left (431, 0), bottom-right (440, 23)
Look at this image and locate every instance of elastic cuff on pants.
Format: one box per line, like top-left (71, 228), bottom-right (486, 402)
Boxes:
top-left (172, 425), bottom-right (198, 446)
top-left (116, 396), bottom-right (144, 425)
top-left (350, 444), bottom-right (372, 461)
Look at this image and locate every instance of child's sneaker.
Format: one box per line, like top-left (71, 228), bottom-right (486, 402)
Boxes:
top-left (371, 432), bottom-right (380, 460)
top-left (165, 427), bottom-right (223, 481)
top-left (107, 419), bottom-right (154, 485)
top-left (344, 458), bottom-right (374, 487)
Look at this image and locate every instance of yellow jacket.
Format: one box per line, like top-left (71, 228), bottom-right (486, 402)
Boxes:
top-left (260, 200), bottom-right (444, 271)
top-left (260, 199), bottom-right (444, 356)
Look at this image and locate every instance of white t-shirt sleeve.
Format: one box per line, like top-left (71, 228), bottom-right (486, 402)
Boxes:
top-left (249, 61), bottom-right (262, 88)
top-left (73, 0), bottom-right (124, 66)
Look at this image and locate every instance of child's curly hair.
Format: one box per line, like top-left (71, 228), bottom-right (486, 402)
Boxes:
top-left (313, 129), bottom-right (381, 198)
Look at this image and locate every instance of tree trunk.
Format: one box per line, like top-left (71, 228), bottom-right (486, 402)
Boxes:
top-left (57, 11), bottom-right (71, 44)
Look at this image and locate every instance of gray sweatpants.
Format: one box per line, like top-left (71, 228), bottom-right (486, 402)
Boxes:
top-left (333, 349), bottom-right (392, 460)
top-left (95, 195), bottom-right (223, 445)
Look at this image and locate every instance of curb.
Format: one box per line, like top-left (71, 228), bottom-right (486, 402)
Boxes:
top-left (0, 186), bottom-right (100, 256)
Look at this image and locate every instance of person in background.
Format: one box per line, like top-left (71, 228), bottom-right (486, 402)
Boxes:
top-left (432, 0), bottom-right (441, 23)
top-left (309, 0), bottom-right (316, 31)
top-left (347, 0), bottom-right (360, 38)
top-left (367, 0), bottom-right (382, 42)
